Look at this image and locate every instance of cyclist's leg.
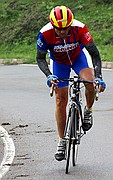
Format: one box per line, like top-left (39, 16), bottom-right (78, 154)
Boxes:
top-left (55, 87), bottom-right (68, 138)
top-left (72, 47), bottom-right (95, 108)
top-left (52, 61), bottom-right (71, 138)
top-left (72, 48), bottom-right (95, 131)
top-left (80, 68), bottom-right (95, 108)
top-left (51, 61), bottom-right (71, 160)
top-left (80, 70), bottom-right (95, 130)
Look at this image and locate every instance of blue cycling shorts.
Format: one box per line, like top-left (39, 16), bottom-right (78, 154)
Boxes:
top-left (50, 48), bottom-right (93, 88)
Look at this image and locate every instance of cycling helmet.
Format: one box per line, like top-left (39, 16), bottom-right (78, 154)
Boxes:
top-left (49, 6), bottom-right (73, 28)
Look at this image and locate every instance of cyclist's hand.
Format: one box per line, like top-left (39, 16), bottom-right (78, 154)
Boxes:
top-left (47, 75), bottom-right (59, 87)
top-left (93, 78), bottom-right (106, 92)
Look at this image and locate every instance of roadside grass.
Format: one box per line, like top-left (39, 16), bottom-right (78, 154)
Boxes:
top-left (0, 0), bottom-right (113, 63)
top-left (0, 43), bottom-right (113, 64)
top-left (99, 45), bottom-right (113, 62)
top-left (0, 44), bottom-right (36, 64)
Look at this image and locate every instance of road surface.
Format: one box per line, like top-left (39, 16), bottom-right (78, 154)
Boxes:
top-left (0, 64), bottom-right (113, 180)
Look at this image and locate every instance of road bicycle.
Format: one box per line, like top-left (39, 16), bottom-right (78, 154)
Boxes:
top-left (50, 76), bottom-right (99, 174)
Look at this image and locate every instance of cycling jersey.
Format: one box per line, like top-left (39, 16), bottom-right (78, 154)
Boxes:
top-left (50, 48), bottom-right (93, 88)
top-left (37, 19), bottom-right (93, 66)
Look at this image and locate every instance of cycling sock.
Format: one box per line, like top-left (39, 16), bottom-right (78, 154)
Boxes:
top-left (58, 137), bottom-right (65, 143)
top-left (85, 106), bottom-right (92, 112)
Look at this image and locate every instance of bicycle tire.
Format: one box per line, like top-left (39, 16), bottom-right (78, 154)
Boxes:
top-left (65, 133), bottom-right (72, 174)
top-left (72, 142), bottom-right (79, 166)
top-left (65, 106), bottom-right (77, 174)
top-left (72, 109), bottom-right (79, 166)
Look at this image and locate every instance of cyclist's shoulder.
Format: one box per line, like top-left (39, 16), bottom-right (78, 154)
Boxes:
top-left (71, 19), bottom-right (85, 28)
top-left (71, 19), bottom-right (90, 37)
top-left (37, 23), bottom-right (54, 49)
top-left (40, 22), bottom-right (54, 33)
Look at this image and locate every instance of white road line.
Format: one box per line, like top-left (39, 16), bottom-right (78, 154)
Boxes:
top-left (18, 64), bottom-right (37, 67)
top-left (0, 126), bottom-right (15, 179)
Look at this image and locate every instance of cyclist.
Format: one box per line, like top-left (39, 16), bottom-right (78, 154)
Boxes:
top-left (36, 6), bottom-right (106, 161)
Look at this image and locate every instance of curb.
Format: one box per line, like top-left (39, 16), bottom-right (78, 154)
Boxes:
top-left (102, 61), bottom-right (113, 69)
top-left (0, 59), bottom-right (113, 69)
top-left (0, 59), bottom-right (23, 65)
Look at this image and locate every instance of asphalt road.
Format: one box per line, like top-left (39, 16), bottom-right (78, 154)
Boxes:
top-left (0, 65), bottom-right (113, 180)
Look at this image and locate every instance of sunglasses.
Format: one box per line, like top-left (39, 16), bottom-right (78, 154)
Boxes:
top-left (54, 26), bottom-right (70, 31)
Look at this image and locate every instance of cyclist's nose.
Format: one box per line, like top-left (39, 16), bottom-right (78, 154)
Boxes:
top-left (60, 29), bottom-right (66, 33)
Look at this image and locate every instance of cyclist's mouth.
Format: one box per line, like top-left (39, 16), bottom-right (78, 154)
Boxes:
top-left (59, 33), bottom-right (67, 39)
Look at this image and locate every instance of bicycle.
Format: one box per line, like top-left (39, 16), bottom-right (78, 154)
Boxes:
top-left (50, 75), bottom-right (99, 174)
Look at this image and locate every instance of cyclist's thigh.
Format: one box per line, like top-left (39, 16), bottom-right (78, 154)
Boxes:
top-left (72, 47), bottom-right (93, 75)
top-left (51, 61), bottom-right (71, 88)
top-left (55, 86), bottom-right (68, 103)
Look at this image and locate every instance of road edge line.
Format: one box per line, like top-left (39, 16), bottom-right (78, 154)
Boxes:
top-left (0, 125), bottom-right (15, 179)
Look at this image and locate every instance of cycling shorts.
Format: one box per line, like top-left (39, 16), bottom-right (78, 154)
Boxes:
top-left (50, 48), bottom-right (93, 88)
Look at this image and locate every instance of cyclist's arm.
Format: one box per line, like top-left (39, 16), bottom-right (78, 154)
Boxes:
top-left (84, 41), bottom-right (102, 79)
top-left (36, 49), bottom-right (52, 77)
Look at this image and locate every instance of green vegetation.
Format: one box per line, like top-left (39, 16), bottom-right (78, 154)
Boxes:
top-left (0, 0), bottom-right (113, 63)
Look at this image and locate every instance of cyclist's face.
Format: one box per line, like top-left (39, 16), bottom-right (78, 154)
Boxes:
top-left (54, 26), bottom-right (70, 39)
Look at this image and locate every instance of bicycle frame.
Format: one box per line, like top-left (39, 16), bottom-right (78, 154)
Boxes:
top-left (60, 76), bottom-right (98, 173)
top-left (50, 75), bottom-right (99, 174)
top-left (64, 76), bottom-right (86, 140)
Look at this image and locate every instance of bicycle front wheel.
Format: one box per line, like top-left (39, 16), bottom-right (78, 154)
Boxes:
top-left (65, 106), bottom-right (79, 173)
top-left (72, 108), bottom-right (80, 166)
top-left (65, 133), bottom-right (72, 174)
top-left (72, 141), bottom-right (79, 166)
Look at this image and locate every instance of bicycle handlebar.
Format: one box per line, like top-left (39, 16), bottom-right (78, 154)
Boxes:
top-left (50, 83), bottom-right (55, 97)
top-left (49, 76), bottom-right (99, 101)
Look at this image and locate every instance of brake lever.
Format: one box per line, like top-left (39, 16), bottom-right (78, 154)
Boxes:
top-left (95, 81), bottom-right (99, 101)
top-left (50, 83), bottom-right (55, 97)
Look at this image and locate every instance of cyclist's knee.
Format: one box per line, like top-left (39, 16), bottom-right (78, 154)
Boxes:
top-left (80, 68), bottom-right (95, 82)
top-left (56, 94), bottom-right (67, 108)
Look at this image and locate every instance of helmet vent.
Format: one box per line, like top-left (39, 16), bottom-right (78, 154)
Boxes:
top-left (67, 10), bottom-right (69, 19)
top-left (60, 10), bottom-right (63, 20)
top-left (54, 11), bottom-right (57, 20)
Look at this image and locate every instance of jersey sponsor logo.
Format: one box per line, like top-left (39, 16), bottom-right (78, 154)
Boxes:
top-left (37, 38), bottom-right (43, 47)
top-left (84, 32), bottom-right (92, 41)
top-left (54, 42), bottom-right (79, 52)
